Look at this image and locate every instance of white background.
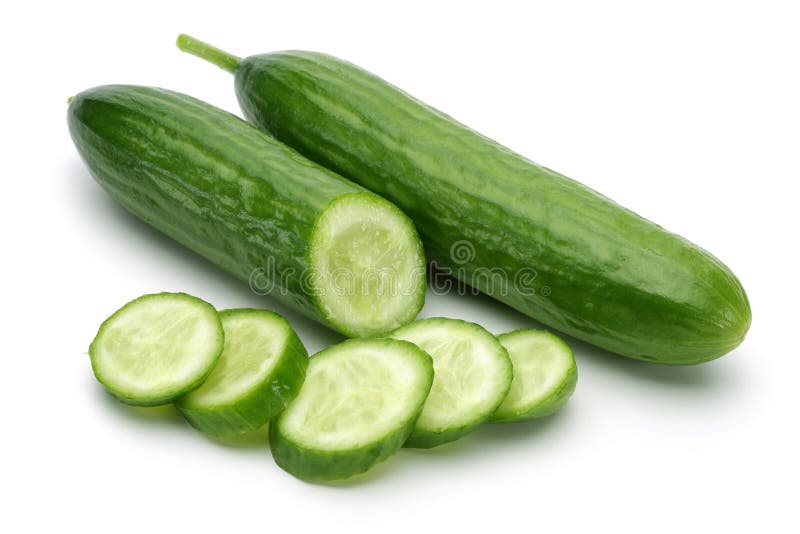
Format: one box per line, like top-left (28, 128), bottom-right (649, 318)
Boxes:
top-left (2, 1), bottom-right (797, 532)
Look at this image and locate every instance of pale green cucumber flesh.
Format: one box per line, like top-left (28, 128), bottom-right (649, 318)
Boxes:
top-left (390, 318), bottom-right (512, 448)
top-left (176, 308), bottom-right (308, 437)
top-left (89, 293), bottom-right (224, 406)
top-left (270, 338), bottom-right (433, 481)
top-left (310, 193), bottom-right (426, 338)
top-left (491, 329), bottom-right (577, 423)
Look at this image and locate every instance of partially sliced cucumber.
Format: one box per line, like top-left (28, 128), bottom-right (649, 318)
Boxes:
top-left (310, 193), bottom-right (426, 338)
top-left (175, 309), bottom-right (308, 437)
top-left (390, 318), bottom-right (513, 448)
top-left (89, 293), bottom-right (224, 406)
top-left (490, 329), bottom-right (577, 423)
top-left (270, 338), bottom-right (433, 481)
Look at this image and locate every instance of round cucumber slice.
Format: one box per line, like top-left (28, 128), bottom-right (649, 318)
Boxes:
top-left (89, 293), bottom-right (224, 406)
top-left (390, 318), bottom-right (513, 448)
top-left (175, 309), bottom-right (308, 437)
top-left (270, 338), bottom-right (433, 481)
top-left (309, 193), bottom-right (426, 338)
top-left (491, 329), bottom-right (577, 422)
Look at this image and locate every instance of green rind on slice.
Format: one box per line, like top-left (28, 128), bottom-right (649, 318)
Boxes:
top-left (309, 192), bottom-right (426, 338)
top-left (270, 338), bottom-right (433, 481)
top-left (490, 329), bottom-right (577, 423)
top-left (175, 309), bottom-right (308, 437)
top-left (390, 318), bottom-right (513, 448)
top-left (89, 293), bottom-right (224, 406)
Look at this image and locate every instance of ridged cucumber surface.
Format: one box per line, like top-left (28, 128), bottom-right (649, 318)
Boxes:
top-left (177, 35), bottom-right (751, 364)
top-left (68, 85), bottom-right (426, 338)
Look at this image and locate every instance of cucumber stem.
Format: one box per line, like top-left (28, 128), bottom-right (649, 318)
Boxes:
top-left (176, 34), bottom-right (241, 74)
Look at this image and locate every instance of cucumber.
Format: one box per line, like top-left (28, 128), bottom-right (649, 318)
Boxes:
top-left (68, 85), bottom-right (425, 339)
top-left (178, 35), bottom-right (752, 364)
top-left (390, 318), bottom-right (512, 448)
top-left (89, 293), bottom-right (224, 406)
top-left (269, 338), bottom-right (433, 481)
top-left (175, 309), bottom-right (307, 437)
top-left (490, 330), bottom-right (577, 423)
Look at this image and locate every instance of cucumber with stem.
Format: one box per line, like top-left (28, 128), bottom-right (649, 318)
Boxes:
top-left (176, 309), bottom-right (308, 437)
top-left (390, 318), bottom-right (512, 448)
top-left (270, 338), bottom-right (433, 481)
top-left (68, 85), bottom-right (426, 339)
top-left (89, 293), bottom-right (224, 406)
top-left (491, 329), bottom-right (577, 423)
top-left (177, 34), bottom-right (751, 365)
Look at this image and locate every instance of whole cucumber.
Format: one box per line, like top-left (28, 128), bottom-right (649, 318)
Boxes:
top-left (178, 36), bottom-right (751, 364)
top-left (68, 85), bottom-right (426, 338)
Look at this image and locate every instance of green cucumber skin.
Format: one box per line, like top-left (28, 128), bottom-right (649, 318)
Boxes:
top-left (233, 52), bottom-right (751, 364)
top-left (68, 85), bottom-right (388, 337)
top-left (404, 424), bottom-right (481, 450)
top-left (269, 417), bottom-right (411, 482)
top-left (176, 309), bottom-right (308, 438)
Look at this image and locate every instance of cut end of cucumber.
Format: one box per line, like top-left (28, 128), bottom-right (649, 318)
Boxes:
top-left (271, 338), bottom-right (433, 480)
top-left (391, 318), bottom-right (513, 448)
top-left (491, 329), bottom-right (577, 422)
top-left (176, 309), bottom-right (308, 437)
top-left (89, 293), bottom-right (224, 406)
top-left (310, 193), bottom-right (426, 338)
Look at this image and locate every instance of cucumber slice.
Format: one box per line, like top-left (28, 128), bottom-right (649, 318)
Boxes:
top-left (491, 329), bottom-right (577, 422)
top-left (175, 309), bottom-right (308, 437)
top-left (390, 318), bottom-right (513, 448)
top-left (270, 338), bottom-right (433, 481)
top-left (310, 193), bottom-right (426, 338)
top-left (89, 293), bottom-right (224, 406)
